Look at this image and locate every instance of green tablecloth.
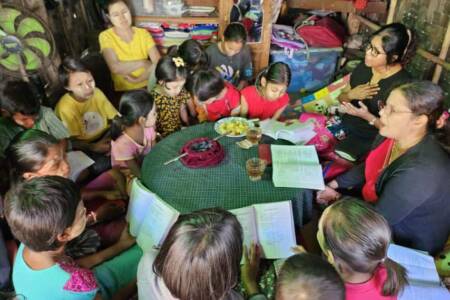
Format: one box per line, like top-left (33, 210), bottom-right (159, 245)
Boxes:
top-left (141, 123), bottom-right (313, 225)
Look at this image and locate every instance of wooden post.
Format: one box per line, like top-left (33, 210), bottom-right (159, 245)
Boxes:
top-left (432, 20), bottom-right (450, 83)
top-left (386, 0), bottom-right (397, 24)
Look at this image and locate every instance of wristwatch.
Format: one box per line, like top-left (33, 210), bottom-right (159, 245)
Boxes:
top-left (369, 117), bottom-right (377, 126)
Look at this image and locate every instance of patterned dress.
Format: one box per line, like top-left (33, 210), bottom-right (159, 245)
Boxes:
top-left (150, 87), bottom-right (190, 137)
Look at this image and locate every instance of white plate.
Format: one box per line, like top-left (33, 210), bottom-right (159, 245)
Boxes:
top-left (188, 6), bottom-right (215, 13)
top-left (214, 117), bottom-right (254, 137)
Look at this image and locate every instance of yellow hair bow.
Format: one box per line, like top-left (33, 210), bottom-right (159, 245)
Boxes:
top-left (172, 57), bottom-right (185, 68)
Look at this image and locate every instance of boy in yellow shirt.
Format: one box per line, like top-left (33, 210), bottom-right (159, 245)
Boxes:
top-left (99, 0), bottom-right (161, 91)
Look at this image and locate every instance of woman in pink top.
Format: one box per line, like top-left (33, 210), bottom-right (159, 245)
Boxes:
top-left (111, 90), bottom-right (157, 188)
top-left (240, 62), bottom-right (291, 120)
top-left (317, 198), bottom-right (408, 300)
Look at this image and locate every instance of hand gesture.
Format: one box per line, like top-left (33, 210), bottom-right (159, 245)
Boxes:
top-left (241, 243), bottom-right (261, 295)
top-left (316, 186), bottom-right (341, 205)
top-left (117, 225), bottom-right (136, 249)
top-left (340, 101), bottom-right (371, 119)
top-left (347, 83), bottom-right (380, 100)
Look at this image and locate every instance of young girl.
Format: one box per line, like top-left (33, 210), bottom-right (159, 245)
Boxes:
top-left (5, 176), bottom-right (141, 300)
top-left (7, 129), bottom-right (126, 249)
top-left (186, 69), bottom-right (241, 122)
top-left (240, 62), bottom-right (291, 120)
top-left (111, 90), bottom-right (157, 182)
top-left (317, 198), bottom-right (408, 300)
top-left (138, 208), bottom-right (250, 300)
top-left (150, 55), bottom-right (190, 137)
top-left (56, 57), bottom-right (119, 178)
top-left (176, 39), bottom-right (208, 74)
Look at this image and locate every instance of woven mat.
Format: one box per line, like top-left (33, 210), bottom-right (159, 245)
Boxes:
top-left (141, 123), bottom-right (313, 225)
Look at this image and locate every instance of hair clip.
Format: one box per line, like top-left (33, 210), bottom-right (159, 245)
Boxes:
top-left (172, 57), bottom-right (185, 68)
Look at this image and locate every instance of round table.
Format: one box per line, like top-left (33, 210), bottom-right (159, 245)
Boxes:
top-left (141, 123), bottom-right (313, 226)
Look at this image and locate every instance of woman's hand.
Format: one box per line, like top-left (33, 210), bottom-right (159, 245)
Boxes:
top-left (316, 186), bottom-right (341, 205)
top-left (241, 243), bottom-right (261, 296)
top-left (347, 83), bottom-right (380, 100)
top-left (340, 101), bottom-right (373, 120)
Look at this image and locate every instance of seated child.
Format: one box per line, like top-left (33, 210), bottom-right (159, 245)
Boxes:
top-left (176, 39), bottom-right (209, 74)
top-left (240, 62), bottom-right (291, 120)
top-left (318, 198), bottom-right (408, 300)
top-left (7, 129), bottom-right (126, 249)
top-left (2, 80), bottom-right (70, 141)
top-left (150, 55), bottom-right (190, 137)
top-left (137, 208), bottom-right (265, 300)
top-left (206, 22), bottom-right (253, 89)
top-left (4, 176), bottom-right (141, 300)
top-left (276, 253), bottom-right (345, 300)
top-left (56, 57), bottom-right (119, 177)
top-left (186, 69), bottom-right (240, 122)
top-left (111, 90), bottom-right (157, 185)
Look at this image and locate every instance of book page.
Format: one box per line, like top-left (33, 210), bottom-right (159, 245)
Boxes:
top-left (387, 244), bottom-right (441, 285)
top-left (66, 151), bottom-right (94, 181)
top-left (260, 119), bottom-right (316, 145)
top-left (253, 201), bottom-right (296, 259)
top-left (230, 206), bottom-right (259, 248)
top-left (128, 179), bottom-right (180, 251)
top-left (271, 145), bottom-right (325, 190)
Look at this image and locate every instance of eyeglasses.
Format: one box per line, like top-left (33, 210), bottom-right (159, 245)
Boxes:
top-left (378, 102), bottom-right (413, 116)
top-left (365, 43), bottom-right (386, 57)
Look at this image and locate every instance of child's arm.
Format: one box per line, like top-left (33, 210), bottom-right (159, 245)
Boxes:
top-left (237, 80), bottom-right (250, 90)
top-left (240, 95), bottom-right (249, 117)
top-left (71, 137), bottom-right (111, 154)
top-left (180, 103), bottom-right (189, 125)
top-left (186, 98), bottom-right (197, 118)
top-left (76, 226), bottom-right (135, 269)
top-left (272, 105), bottom-right (288, 120)
top-left (125, 159), bottom-right (141, 178)
top-left (230, 105), bottom-right (241, 116)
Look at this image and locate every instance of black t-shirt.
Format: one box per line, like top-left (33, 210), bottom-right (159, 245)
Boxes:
top-left (342, 62), bottom-right (411, 139)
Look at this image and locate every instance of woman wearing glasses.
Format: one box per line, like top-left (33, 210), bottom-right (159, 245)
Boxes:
top-left (317, 81), bottom-right (450, 256)
top-left (334, 23), bottom-right (415, 162)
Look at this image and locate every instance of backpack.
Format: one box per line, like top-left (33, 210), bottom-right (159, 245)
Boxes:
top-left (295, 16), bottom-right (346, 48)
top-left (272, 24), bottom-right (306, 53)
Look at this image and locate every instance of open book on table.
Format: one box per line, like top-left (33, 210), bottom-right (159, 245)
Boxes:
top-left (259, 119), bottom-right (316, 145)
top-left (127, 179), bottom-right (180, 251)
top-left (271, 145), bottom-right (325, 190)
top-left (230, 200), bottom-right (296, 260)
top-left (387, 244), bottom-right (449, 299)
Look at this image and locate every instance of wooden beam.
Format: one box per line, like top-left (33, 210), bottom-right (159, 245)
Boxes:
top-left (432, 20), bottom-right (450, 83)
top-left (286, 0), bottom-right (387, 14)
top-left (386, 0), bottom-right (397, 24)
top-left (354, 15), bottom-right (450, 71)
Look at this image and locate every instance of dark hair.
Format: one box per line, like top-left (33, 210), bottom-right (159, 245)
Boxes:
top-left (276, 253), bottom-right (345, 300)
top-left (4, 176), bottom-right (81, 252)
top-left (372, 23), bottom-right (416, 66)
top-left (170, 39), bottom-right (208, 73)
top-left (256, 62), bottom-right (291, 89)
top-left (321, 198), bottom-right (408, 296)
top-left (153, 208), bottom-right (243, 300)
top-left (6, 129), bottom-right (59, 183)
top-left (105, 0), bottom-right (127, 13)
top-left (186, 69), bottom-right (225, 102)
top-left (155, 55), bottom-right (188, 83)
top-left (59, 57), bottom-right (91, 87)
top-left (111, 90), bottom-right (155, 140)
top-left (1, 81), bottom-right (40, 116)
top-left (224, 22), bottom-right (247, 43)
top-left (395, 81), bottom-right (450, 152)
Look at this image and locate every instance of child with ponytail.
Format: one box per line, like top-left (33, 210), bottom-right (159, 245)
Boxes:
top-left (317, 198), bottom-right (408, 300)
top-left (111, 90), bottom-right (157, 183)
top-left (240, 62), bottom-right (291, 120)
top-left (150, 54), bottom-right (190, 137)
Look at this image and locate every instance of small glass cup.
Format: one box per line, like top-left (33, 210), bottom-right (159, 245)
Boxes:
top-left (246, 127), bottom-right (262, 145)
top-left (246, 157), bottom-right (266, 181)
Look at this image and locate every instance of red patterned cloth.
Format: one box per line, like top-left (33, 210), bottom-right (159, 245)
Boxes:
top-left (60, 259), bottom-right (98, 292)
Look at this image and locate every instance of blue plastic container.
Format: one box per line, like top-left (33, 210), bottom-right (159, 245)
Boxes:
top-left (270, 47), bottom-right (342, 93)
